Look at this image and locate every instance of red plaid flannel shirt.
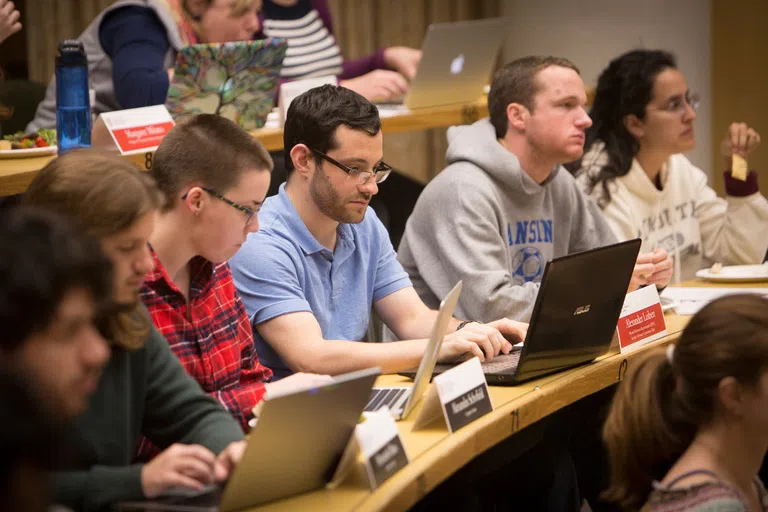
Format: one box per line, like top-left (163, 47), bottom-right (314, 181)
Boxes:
top-left (137, 250), bottom-right (272, 458)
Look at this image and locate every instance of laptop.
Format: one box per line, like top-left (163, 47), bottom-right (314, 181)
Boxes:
top-left (380, 18), bottom-right (509, 110)
top-left (364, 280), bottom-right (462, 420)
top-left (165, 38), bottom-right (287, 130)
top-left (403, 239), bottom-right (642, 385)
top-left (115, 367), bottom-right (379, 512)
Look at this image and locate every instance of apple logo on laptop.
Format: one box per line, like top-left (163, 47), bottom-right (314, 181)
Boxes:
top-left (450, 54), bottom-right (465, 75)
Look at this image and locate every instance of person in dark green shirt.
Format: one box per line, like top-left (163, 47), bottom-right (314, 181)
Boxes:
top-left (0, 207), bottom-right (112, 511)
top-left (22, 150), bottom-right (247, 511)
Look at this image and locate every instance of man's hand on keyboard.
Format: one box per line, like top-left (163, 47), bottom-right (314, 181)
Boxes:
top-left (438, 321), bottom-right (519, 363)
top-left (486, 318), bottom-right (528, 345)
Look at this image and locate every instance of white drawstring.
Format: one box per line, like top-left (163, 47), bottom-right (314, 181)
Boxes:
top-left (673, 232), bottom-right (682, 285)
top-left (666, 344), bottom-right (675, 364)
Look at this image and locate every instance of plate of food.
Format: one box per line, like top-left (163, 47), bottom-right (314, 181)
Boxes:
top-left (660, 295), bottom-right (680, 312)
top-left (695, 262), bottom-right (768, 283)
top-left (0, 129), bottom-right (58, 158)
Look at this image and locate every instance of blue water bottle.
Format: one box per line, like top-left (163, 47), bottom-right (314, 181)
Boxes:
top-left (55, 40), bottom-right (91, 152)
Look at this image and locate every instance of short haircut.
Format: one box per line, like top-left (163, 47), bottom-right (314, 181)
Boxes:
top-left (152, 114), bottom-right (273, 210)
top-left (283, 84), bottom-right (381, 176)
top-left (0, 207), bottom-right (112, 353)
top-left (489, 56), bottom-right (581, 138)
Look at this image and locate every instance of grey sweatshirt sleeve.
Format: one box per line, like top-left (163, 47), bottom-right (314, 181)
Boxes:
top-left (562, 177), bottom-right (618, 253)
top-left (399, 172), bottom-right (540, 323)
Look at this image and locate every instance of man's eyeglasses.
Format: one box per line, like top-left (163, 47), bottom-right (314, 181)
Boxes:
top-left (309, 148), bottom-right (392, 186)
top-left (649, 91), bottom-right (700, 116)
top-left (181, 187), bottom-right (257, 227)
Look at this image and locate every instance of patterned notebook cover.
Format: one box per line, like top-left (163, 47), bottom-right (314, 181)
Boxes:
top-left (166, 39), bottom-right (287, 130)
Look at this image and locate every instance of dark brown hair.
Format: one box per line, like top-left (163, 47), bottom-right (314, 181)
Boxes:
top-left (22, 150), bottom-right (164, 350)
top-left (151, 113), bottom-right (273, 210)
top-left (565, 49), bottom-right (677, 208)
top-left (602, 294), bottom-right (768, 510)
top-left (0, 207), bottom-right (112, 353)
top-left (488, 55), bottom-right (580, 138)
top-left (283, 84), bottom-right (380, 177)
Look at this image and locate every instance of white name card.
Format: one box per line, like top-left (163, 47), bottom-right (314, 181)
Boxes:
top-left (617, 285), bottom-right (668, 353)
top-left (356, 408), bottom-right (408, 489)
top-left (413, 357), bottom-right (493, 433)
top-left (327, 407), bottom-right (408, 490)
top-left (94, 105), bottom-right (175, 155)
top-left (278, 75), bottom-right (338, 126)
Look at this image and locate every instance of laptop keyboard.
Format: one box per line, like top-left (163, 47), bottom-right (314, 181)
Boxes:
top-left (480, 351), bottom-right (522, 373)
top-left (365, 387), bottom-right (409, 412)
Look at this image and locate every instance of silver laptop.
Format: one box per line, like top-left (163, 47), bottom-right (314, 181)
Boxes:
top-left (364, 281), bottom-right (461, 420)
top-left (382, 18), bottom-right (509, 110)
top-left (115, 367), bottom-right (380, 512)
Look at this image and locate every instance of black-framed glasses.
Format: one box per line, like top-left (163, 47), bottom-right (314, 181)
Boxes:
top-left (181, 187), bottom-right (257, 226)
top-left (649, 91), bottom-right (701, 117)
top-left (309, 148), bottom-right (392, 186)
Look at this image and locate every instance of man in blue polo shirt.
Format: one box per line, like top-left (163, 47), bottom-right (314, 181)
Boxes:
top-left (230, 85), bottom-right (528, 380)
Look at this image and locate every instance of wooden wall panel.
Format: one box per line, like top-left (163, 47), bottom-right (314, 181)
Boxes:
top-left (711, 0), bottom-right (768, 197)
top-left (26, 0), bottom-right (115, 82)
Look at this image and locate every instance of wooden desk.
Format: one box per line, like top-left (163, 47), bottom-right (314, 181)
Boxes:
top-left (0, 98), bottom-right (488, 197)
top-left (249, 280), bottom-right (768, 511)
top-left (248, 314), bottom-right (693, 512)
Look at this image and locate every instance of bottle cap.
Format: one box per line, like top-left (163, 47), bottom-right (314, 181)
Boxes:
top-left (56, 40), bottom-right (87, 67)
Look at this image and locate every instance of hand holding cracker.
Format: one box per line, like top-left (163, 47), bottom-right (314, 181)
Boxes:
top-left (721, 122), bottom-right (761, 178)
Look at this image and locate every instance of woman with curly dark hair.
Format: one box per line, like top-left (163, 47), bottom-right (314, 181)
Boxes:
top-left (567, 49), bottom-right (768, 283)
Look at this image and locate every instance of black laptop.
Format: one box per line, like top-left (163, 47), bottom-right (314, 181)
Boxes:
top-left (403, 239), bottom-right (641, 385)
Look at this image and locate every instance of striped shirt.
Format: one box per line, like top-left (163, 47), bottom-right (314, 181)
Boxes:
top-left (262, 0), bottom-right (343, 79)
top-left (644, 474), bottom-right (768, 511)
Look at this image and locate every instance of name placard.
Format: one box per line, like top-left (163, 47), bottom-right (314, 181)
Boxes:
top-left (413, 357), bottom-right (493, 433)
top-left (327, 407), bottom-right (408, 490)
top-left (617, 285), bottom-right (668, 353)
top-left (95, 105), bottom-right (175, 155)
top-left (278, 75), bottom-right (338, 126)
top-left (356, 409), bottom-right (408, 488)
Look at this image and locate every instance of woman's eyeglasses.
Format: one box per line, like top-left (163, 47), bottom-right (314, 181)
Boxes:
top-left (181, 187), bottom-right (257, 227)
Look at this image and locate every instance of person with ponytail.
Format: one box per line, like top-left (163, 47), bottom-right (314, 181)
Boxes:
top-left (603, 294), bottom-right (768, 511)
top-left (567, 49), bottom-right (768, 284)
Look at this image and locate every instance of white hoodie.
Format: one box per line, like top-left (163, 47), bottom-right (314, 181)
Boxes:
top-left (574, 142), bottom-right (768, 282)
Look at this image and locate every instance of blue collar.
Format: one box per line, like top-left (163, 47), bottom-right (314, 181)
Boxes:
top-left (275, 183), bottom-right (355, 256)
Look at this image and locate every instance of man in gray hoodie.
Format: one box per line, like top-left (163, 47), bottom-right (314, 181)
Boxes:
top-left (398, 56), bottom-right (673, 323)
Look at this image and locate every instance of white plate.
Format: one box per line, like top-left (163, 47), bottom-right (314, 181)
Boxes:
top-left (695, 264), bottom-right (768, 283)
top-left (0, 146), bottom-right (58, 159)
top-left (660, 296), bottom-right (679, 312)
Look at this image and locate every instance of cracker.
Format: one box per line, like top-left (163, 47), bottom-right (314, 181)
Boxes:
top-left (732, 154), bottom-right (748, 181)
